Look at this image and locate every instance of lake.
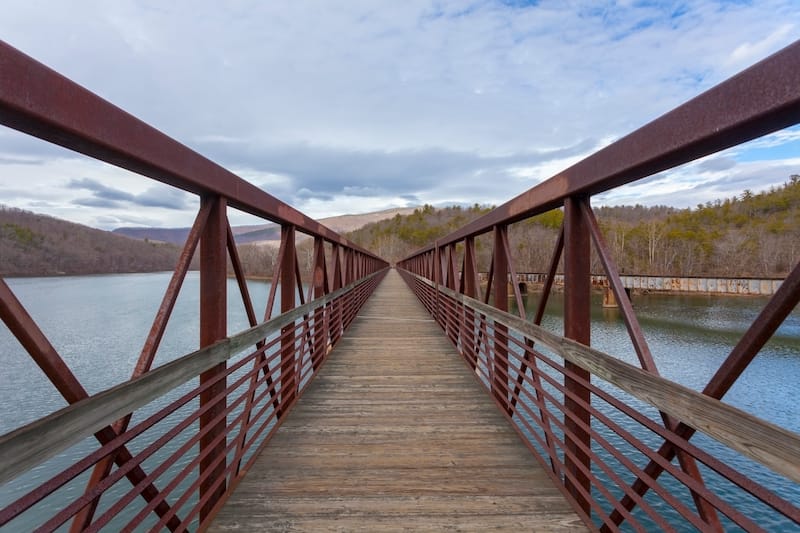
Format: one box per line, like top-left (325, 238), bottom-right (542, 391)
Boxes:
top-left (512, 288), bottom-right (800, 530)
top-left (1, 272), bottom-right (798, 530)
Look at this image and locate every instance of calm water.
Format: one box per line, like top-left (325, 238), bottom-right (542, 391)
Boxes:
top-left (515, 290), bottom-right (800, 430)
top-left (1, 273), bottom-right (798, 530)
top-left (512, 289), bottom-right (800, 531)
top-left (1, 272), bottom-right (275, 432)
top-left (0, 272), bottom-right (277, 530)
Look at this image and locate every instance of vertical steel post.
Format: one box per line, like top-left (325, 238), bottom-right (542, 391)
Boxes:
top-left (279, 225), bottom-right (297, 415)
top-left (463, 237), bottom-right (478, 369)
top-left (312, 236), bottom-right (327, 371)
top-left (331, 244), bottom-right (343, 291)
top-left (341, 248), bottom-right (348, 286)
top-left (433, 243), bottom-right (441, 321)
top-left (446, 243), bottom-right (458, 290)
top-left (443, 244), bottom-right (456, 339)
top-left (330, 244), bottom-right (343, 345)
top-left (563, 196), bottom-right (592, 513)
top-left (198, 195), bottom-right (228, 522)
top-left (345, 248), bottom-right (354, 285)
top-left (493, 226), bottom-right (510, 413)
top-left (463, 237), bottom-right (478, 299)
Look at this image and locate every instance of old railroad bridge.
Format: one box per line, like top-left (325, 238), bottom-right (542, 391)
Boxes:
top-left (1, 39), bottom-right (799, 531)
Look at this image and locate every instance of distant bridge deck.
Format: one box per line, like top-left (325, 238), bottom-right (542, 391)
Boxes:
top-left (209, 270), bottom-right (585, 532)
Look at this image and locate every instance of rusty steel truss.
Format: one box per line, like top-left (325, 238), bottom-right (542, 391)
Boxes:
top-left (1, 36), bottom-right (800, 533)
top-left (0, 40), bottom-right (388, 531)
top-left (398, 40), bottom-right (800, 531)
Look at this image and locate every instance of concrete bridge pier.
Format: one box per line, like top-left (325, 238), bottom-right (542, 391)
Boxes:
top-left (602, 286), bottom-right (631, 308)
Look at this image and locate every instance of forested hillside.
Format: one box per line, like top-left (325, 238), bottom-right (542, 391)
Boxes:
top-left (0, 206), bottom-right (186, 276)
top-left (347, 176), bottom-right (800, 278)
top-left (348, 204), bottom-right (495, 259)
top-left (4, 176), bottom-right (797, 279)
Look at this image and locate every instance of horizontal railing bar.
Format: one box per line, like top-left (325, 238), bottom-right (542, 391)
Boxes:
top-left (405, 271), bottom-right (800, 525)
top-left (405, 39), bottom-right (800, 255)
top-left (121, 352), bottom-right (284, 530)
top-left (498, 330), bottom-right (765, 526)
top-left (407, 271), bottom-right (800, 484)
top-left (0, 270), bottom-right (385, 485)
top-left (0, 41), bottom-right (378, 259)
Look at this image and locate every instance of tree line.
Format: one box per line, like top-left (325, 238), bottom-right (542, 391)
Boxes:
top-left (345, 176), bottom-right (800, 278)
top-left (4, 175), bottom-right (797, 280)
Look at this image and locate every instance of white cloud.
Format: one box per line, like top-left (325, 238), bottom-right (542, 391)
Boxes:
top-left (0, 153), bottom-right (199, 228)
top-left (743, 128), bottom-right (800, 150)
top-left (726, 23), bottom-right (795, 70)
top-left (0, 0), bottom-right (798, 230)
top-left (599, 152), bottom-right (800, 209)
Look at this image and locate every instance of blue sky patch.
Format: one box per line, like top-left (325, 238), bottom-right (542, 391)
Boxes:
top-left (736, 125), bottom-right (800, 162)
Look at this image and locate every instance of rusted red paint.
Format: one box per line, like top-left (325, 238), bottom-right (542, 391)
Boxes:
top-left (582, 203), bottom-right (721, 529)
top-left (562, 197), bottom-right (592, 514)
top-left (70, 203), bottom-right (213, 531)
top-left (4, 32), bottom-right (800, 532)
top-left (396, 38), bottom-right (800, 532)
top-left (278, 225), bottom-right (298, 417)
top-left (402, 40), bottom-right (800, 254)
top-left (0, 42), bottom-right (379, 257)
top-left (1, 38), bottom-right (389, 531)
top-left (491, 226), bottom-right (511, 413)
top-left (198, 196), bottom-right (229, 521)
top-left (1, 270), bottom-right (387, 530)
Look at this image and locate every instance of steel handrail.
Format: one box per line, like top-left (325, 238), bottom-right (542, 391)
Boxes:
top-left (402, 39), bottom-right (800, 257)
top-left (0, 271), bottom-right (384, 485)
top-left (0, 40), bottom-right (378, 256)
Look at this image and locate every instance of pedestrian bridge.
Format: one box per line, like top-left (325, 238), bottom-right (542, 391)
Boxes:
top-left (1, 39), bottom-right (799, 532)
top-left (210, 270), bottom-right (584, 531)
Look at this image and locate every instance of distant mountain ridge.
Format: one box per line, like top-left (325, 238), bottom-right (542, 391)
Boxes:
top-left (1, 206), bottom-right (417, 277)
top-left (113, 207), bottom-right (418, 245)
top-left (111, 226), bottom-right (192, 244)
top-left (0, 206), bottom-right (188, 277)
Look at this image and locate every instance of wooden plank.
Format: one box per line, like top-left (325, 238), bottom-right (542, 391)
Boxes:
top-left (215, 495), bottom-right (582, 532)
top-left (209, 269), bottom-right (585, 532)
top-left (420, 274), bottom-right (800, 485)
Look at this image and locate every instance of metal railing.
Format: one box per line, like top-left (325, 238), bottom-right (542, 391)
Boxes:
top-left (398, 39), bottom-right (800, 531)
top-left (0, 40), bottom-right (388, 531)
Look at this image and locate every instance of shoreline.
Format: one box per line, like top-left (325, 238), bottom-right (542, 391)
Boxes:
top-left (2, 270), bottom-right (785, 298)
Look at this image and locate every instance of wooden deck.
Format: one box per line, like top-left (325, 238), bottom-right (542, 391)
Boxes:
top-left (209, 269), bottom-right (586, 532)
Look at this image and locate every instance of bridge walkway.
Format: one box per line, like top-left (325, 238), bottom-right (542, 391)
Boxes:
top-left (209, 269), bottom-right (584, 532)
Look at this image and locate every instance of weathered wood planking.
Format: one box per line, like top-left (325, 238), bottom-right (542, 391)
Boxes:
top-left (209, 269), bottom-right (585, 532)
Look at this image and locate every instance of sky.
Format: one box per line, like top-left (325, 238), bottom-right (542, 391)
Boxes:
top-left (0, 0), bottom-right (799, 230)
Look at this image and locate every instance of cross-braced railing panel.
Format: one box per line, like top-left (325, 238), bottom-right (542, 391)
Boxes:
top-left (0, 40), bottom-right (388, 531)
top-left (399, 270), bottom-right (800, 530)
top-left (1, 270), bottom-right (386, 531)
top-left (398, 39), bottom-right (800, 532)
